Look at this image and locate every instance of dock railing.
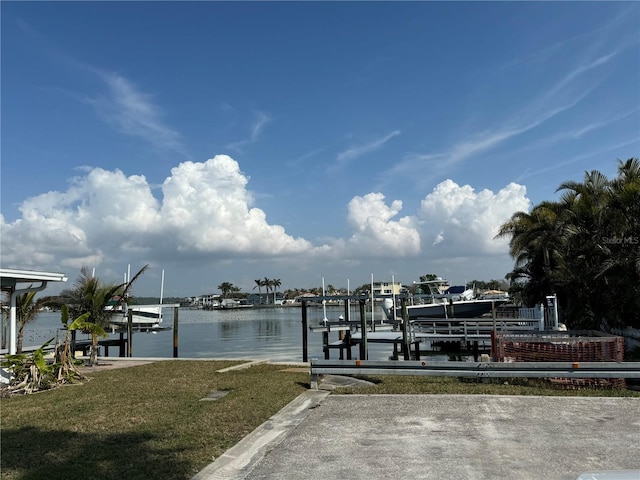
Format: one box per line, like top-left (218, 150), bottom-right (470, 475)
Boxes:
top-left (412, 317), bottom-right (542, 336)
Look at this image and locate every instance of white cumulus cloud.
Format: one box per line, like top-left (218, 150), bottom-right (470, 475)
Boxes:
top-left (160, 155), bottom-right (311, 255)
top-left (417, 179), bottom-right (531, 255)
top-left (0, 155), bottom-right (312, 274)
top-left (335, 192), bottom-right (420, 257)
top-left (0, 155), bottom-right (530, 293)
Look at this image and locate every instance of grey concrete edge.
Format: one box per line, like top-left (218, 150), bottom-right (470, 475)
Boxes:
top-left (191, 389), bottom-right (329, 480)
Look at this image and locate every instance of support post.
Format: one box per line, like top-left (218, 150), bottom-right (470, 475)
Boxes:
top-left (401, 298), bottom-right (410, 360)
top-left (359, 299), bottom-right (367, 360)
top-left (322, 331), bottom-right (329, 359)
top-left (119, 332), bottom-right (125, 357)
top-left (127, 309), bottom-right (133, 357)
top-left (173, 306), bottom-right (179, 358)
top-left (302, 301), bottom-right (308, 362)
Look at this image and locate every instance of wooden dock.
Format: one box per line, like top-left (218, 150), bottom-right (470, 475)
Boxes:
top-left (302, 293), bottom-right (555, 361)
top-left (301, 294), bottom-right (419, 361)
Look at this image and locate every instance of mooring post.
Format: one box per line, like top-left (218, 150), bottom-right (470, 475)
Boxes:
top-left (127, 309), bottom-right (133, 357)
top-left (119, 332), bottom-right (125, 357)
top-left (173, 306), bottom-right (179, 358)
top-left (343, 299), bottom-right (350, 323)
top-left (302, 301), bottom-right (308, 362)
top-left (401, 298), bottom-right (410, 360)
top-left (359, 299), bottom-right (367, 359)
top-left (323, 331), bottom-right (330, 359)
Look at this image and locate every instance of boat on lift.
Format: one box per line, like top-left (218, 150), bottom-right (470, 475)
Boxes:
top-left (382, 278), bottom-right (509, 320)
top-left (107, 268), bottom-right (175, 331)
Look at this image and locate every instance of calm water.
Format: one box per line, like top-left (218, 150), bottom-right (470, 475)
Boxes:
top-left (18, 306), bottom-right (399, 362)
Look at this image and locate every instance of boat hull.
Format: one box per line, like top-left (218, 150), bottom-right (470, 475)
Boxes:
top-left (397, 299), bottom-right (508, 319)
top-left (108, 305), bottom-right (163, 329)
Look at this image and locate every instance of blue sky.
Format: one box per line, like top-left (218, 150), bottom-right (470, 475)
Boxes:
top-left (2, 2), bottom-right (639, 297)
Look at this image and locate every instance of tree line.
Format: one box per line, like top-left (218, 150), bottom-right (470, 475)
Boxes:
top-left (496, 158), bottom-right (639, 332)
top-left (216, 277), bottom-right (283, 303)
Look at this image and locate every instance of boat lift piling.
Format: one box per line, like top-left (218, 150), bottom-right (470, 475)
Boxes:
top-left (173, 306), bottom-right (179, 358)
top-left (118, 306), bottom-right (178, 358)
top-left (301, 301), bottom-right (309, 362)
top-left (127, 309), bottom-right (133, 357)
top-left (303, 293), bottom-right (414, 362)
top-left (302, 295), bottom-right (371, 362)
top-left (400, 298), bottom-right (410, 361)
top-left (359, 298), bottom-right (367, 360)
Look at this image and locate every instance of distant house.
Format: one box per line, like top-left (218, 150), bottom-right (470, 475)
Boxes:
top-left (372, 281), bottom-right (403, 296)
top-left (247, 293), bottom-right (262, 305)
top-left (248, 292), bottom-right (284, 305)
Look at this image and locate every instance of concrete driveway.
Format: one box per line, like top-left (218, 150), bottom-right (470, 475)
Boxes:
top-left (195, 386), bottom-right (640, 480)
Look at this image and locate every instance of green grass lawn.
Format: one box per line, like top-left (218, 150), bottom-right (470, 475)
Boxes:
top-left (1, 360), bottom-right (637, 480)
top-left (1, 361), bottom-right (309, 480)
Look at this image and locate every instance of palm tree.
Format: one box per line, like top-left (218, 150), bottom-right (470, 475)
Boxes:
top-left (496, 201), bottom-right (569, 310)
top-left (60, 265), bottom-right (148, 365)
top-left (272, 278), bottom-right (281, 303)
top-left (591, 159), bottom-right (640, 330)
top-left (8, 291), bottom-right (59, 354)
top-left (263, 277), bottom-right (272, 304)
top-left (253, 279), bottom-right (264, 304)
top-left (218, 282), bottom-right (235, 299)
top-left (497, 159), bottom-right (640, 333)
top-left (55, 305), bottom-right (91, 382)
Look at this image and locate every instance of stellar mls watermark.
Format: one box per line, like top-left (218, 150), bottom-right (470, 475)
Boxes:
top-left (602, 235), bottom-right (639, 246)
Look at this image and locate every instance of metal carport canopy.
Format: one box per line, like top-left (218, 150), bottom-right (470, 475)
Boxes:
top-left (1, 268), bottom-right (68, 355)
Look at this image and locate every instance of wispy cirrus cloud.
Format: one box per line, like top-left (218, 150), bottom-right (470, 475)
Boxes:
top-left (226, 111), bottom-right (271, 152)
top-left (11, 19), bottom-right (184, 155)
top-left (388, 87), bottom-right (593, 183)
top-left (384, 32), bottom-right (625, 189)
top-left (514, 136), bottom-right (640, 182)
top-left (84, 71), bottom-right (184, 153)
top-left (513, 107), bottom-right (639, 154)
top-left (336, 130), bottom-right (401, 164)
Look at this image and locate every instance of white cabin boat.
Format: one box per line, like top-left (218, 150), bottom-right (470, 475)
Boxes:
top-left (383, 279), bottom-right (509, 320)
top-left (107, 304), bottom-right (164, 329)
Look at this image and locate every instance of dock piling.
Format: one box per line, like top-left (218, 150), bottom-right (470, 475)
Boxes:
top-left (127, 309), bottom-right (133, 357)
top-left (359, 299), bottom-right (367, 360)
top-left (302, 301), bottom-right (308, 362)
top-left (173, 306), bottom-right (179, 358)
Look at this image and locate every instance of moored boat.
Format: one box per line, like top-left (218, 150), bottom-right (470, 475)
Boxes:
top-left (218, 299), bottom-right (254, 310)
top-left (107, 304), bottom-right (164, 329)
top-left (382, 278), bottom-right (509, 320)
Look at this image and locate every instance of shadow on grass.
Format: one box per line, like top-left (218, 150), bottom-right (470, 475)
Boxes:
top-left (1, 426), bottom-right (195, 480)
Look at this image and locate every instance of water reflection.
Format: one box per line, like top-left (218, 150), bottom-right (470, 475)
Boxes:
top-left (19, 307), bottom-right (412, 362)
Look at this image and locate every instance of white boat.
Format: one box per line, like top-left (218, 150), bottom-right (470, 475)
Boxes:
top-left (106, 267), bottom-right (173, 330)
top-left (382, 278), bottom-right (509, 320)
top-left (107, 303), bottom-right (164, 329)
top-left (218, 299), bottom-right (254, 310)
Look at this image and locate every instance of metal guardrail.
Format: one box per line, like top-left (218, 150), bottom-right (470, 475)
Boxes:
top-left (309, 359), bottom-right (640, 389)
